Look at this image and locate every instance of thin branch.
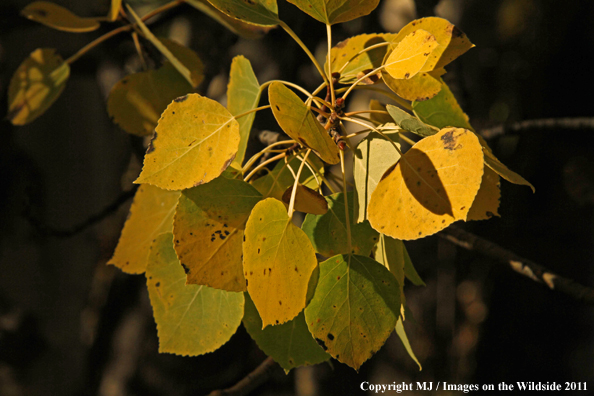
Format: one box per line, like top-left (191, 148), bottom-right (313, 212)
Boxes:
top-left (439, 226), bottom-right (594, 306)
top-left (480, 117), bottom-right (594, 139)
top-left (207, 357), bottom-right (279, 396)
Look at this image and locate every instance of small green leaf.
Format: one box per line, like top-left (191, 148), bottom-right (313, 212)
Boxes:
top-left (21, 1), bottom-right (100, 33)
top-left (8, 48), bottom-right (69, 125)
top-left (412, 80), bottom-right (473, 130)
top-left (302, 192), bottom-right (379, 257)
top-left (483, 149), bottom-right (535, 193)
top-left (403, 247), bottom-right (424, 286)
top-left (227, 56), bottom-right (261, 167)
top-left (269, 82), bottom-right (339, 164)
top-left (386, 104), bottom-right (437, 137)
top-left (304, 254), bottom-right (401, 370)
top-left (375, 234), bottom-right (406, 298)
top-left (242, 293), bottom-right (330, 370)
top-left (396, 317), bottom-right (422, 370)
top-left (286, 0), bottom-right (380, 25)
top-left (147, 233), bottom-right (244, 356)
top-left (205, 0), bottom-right (279, 27)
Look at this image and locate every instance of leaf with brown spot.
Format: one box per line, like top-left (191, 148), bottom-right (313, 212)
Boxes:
top-left (286, 0), bottom-right (380, 25)
top-left (173, 176), bottom-right (262, 292)
top-left (383, 30), bottom-right (438, 80)
top-left (281, 184), bottom-right (328, 215)
top-left (21, 1), bottom-right (100, 33)
top-left (382, 68), bottom-right (444, 102)
top-left (368, 128), bottom-right (484, 240)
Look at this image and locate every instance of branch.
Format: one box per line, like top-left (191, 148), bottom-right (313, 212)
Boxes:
top-left (481, 117), bottom-right (594, 139)
top-left (207, 357), bottom-right (278, 396)
top-left (439, 226), bottom-right (594, 306)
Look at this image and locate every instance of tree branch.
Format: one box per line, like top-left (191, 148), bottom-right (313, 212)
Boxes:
top-left (207, 357), bottom-right (278, 396)
top-left (439, 226), bottom-right (594, 306)
top-left (481, 117), bottom-right (594, 139)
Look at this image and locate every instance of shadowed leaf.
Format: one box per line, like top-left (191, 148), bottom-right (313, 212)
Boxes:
top-left (187, 0), bottom-right (272, 38)
top-left (252, 155), bottom-right (324, 200)
top-left (467, 166), bottom-right (501, 221)
top-left (287, 0), bottom-right (380, 25)
top-left (21, 1), bottom-right (100, 32)
top-left (282, 184), bottom-right (328, 215)
top-left (205, 0), bottom-right (279, 27)
top-left (396, 317), bottom-right (422, 370)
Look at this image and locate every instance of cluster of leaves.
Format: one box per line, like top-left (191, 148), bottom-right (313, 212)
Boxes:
top-left (9, 0), bottom-right (534, 372)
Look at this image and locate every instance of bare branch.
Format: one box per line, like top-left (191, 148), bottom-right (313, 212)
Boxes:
top-left (207, 357), bottom-right (278, 396)
top-left (481, 117), bottom-right (594, 139)
top-left (439, 226), bottom-right (594, 306)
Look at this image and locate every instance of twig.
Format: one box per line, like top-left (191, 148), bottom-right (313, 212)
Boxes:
top-left (439, 226), bottom-right (594, 306)
top-left (481, 117), bottom-right (594, 139)
top-left (207, 357), bottom-right (278, 396)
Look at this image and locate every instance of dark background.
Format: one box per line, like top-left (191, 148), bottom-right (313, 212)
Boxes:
top-left (1, 0), bottom-right (593, 394)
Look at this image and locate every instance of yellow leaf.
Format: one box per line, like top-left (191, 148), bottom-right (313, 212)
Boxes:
top-left (383, 68), bottom-right (444, 102)
top-left (368, 128), bottom-right (484, 240)
top-left (135, 94), bottom-right (240, 190)
top-left (108, 185), bottom-right (180, 274)
top-left (109, 0), bottom-right (122, 21)
top-left (268, 82), bottom-right (340, 165)
top-left (384, 30), bottom-right (438, 80)
top-left (435, 25), bottom-right (474, 69)
top-left (467, 166), bottom-right (501, 221)
top-left (21, 1), bottom-right (100, 33)
top-left (8, 48), bottom-right (69, 125)
top-left (243, 198), bottom-right (318, 327)
top-left (281, 184), bottom-right (328, 215)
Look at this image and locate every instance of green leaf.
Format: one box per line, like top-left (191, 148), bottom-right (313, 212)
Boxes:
top-left (483, 149), bottom-right (535, 192)
top-left (7, 48), bottom-right (70, 125)
top-left (160, 38), bottom-right (205, 89)
top-left (108, 185), bottom-right (180, 274)
top-left (242, 293), bottom-right (330, 370)
top-left (205, 0), bottom-right (279, 27)
top-left (286, 0), bottom-right (380, 25)
top-left (304, 254), bottom-right (401, 370)
top-left (374, 234), bottom-right (406, 298)
top-left (147, 233), bottom-right (244, 356)
top-left (21, 1), bottom-right (100, 33)
top-left (412, 80), bottom-right (473, 130)
top-left (396, 317), bottom-right (422, 370)
top-left (251, 155), bottom-right (324, 200)
top-left (243, 198), bottom-right (318, 327)
top-left (135, 94), bottom-right (240, 190)
top-left (353, 131), bottom-right (400, 223)
top-left (403, 247), bottom-right (424, 286)
top-left (384, 30), bottom-right (438, 80)
top-left (269, 82), bottom-right (340, 164)
top-left (386, 104), bottom-right (437, 137)
top-left (173, 176), bottom-right (262, 292)
top-left (302, 192), bottom-right (379, 257)
top-left (227, 56), bottom-right (261, 167)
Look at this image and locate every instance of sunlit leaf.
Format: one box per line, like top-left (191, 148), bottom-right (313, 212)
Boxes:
top-left (386, 104), bottom-right (437, 137)
top-left (251, 155), bottom-right (324, 200)
top-left (396, 317), bottom-right (422, 370)
top-left (227, 56), bottom-right (260, 167)
top-left (384, 30), bottom-right (438, 80)
top-left (109, 0), bottom-right (122, 21)
top-left (205, 0), bottom-right (279, 27)
top-left (282, 184), bottom-right (328, 215)
top-left (147, 233), bottom-right (244, 356)
top-left (287, 0), bottom-right (380, 25)
top-left (383, 69), bottom-right (444, 102)
top-left (243, 198), bottom-right (318, 327)
top-left (302, 192), bottom-right (379, 257)
top-left (108, 185), bottom-right (180, 274)
top-left (186, 0), bottom-right (272, 38)
top-left (21, 1), bottom-right (100, 33)
top-left (412, 79), bottom-right (473, 130)
top-left (173, 177), bottom-right (262, 292)
top-left (369, 100), bottom-right (393, 125)
top-left (7, 48), bottom-right (69, 125)
top-left (242, 293), bottom-right (329, 370)
top-left (304, 254), bottom-right (401, 370)
top-left (135, 94), bottom-right (240, 190)
top-left (467, 166), bottom-right (501, 221)
top-left (269, 82), bottom-right (340, 164)
top-left (368, 128), bottom-right (484, 240)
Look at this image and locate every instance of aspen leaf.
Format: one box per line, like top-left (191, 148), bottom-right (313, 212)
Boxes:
top-left (369, 100), bottom-right (393, 125)
top-left (326, 33), bottom-right (396, 84)
top-left (173, 177), bottom-right (262, 292)
top-left (227, 56), bottom-right (260, 167)
top-left (243, 198), bottom-right (318, 327)
top-left (484, 148), bottom-right (535, 192)
top-left (251, 155), bottom-right (324, 200)
top-left (286, 0), bottom-right (380, 25)
top-left (242, 293), bottom-right (330, 370)
top-left (382, 68), bottom-right (444, 102)
top-left (384, 30), bottom-right (438, 80)
top-left (353, 131), bottom-right (400, 223)
top-left (435, 25), bottom-right (474, 69)
top-left (282, 184), bottom-right (328, 215)
top-left (368, 128), bottom-right (484, 240)
top-left (375, 234), bottom-right (406, 299)
top-left (147, 233), bottom-right (244, 356)
top-left (304, 254), bottom-right (401, 370)
top-left (302, 192), bottom-right (379, 257)
top-left (186, 0), bottom-right (272, 38)
top-left (135, 94), bottom-right (240, 190)
top-left (412, 80), bottom-right (473, 130)
top-left (386, 104), bottom-right (437, 137)
top-left (269, 82), bottom-right (340, 164)
top-left (205, 0), bottom-right (279, 27)
top-left (21, 1), bottom-right (100, 33)
top-left (467, 166), bottom-right (501, 221)
top-left (108, 185), bottom-right (180, 274)
top-left (159, 38), bottom-right (205, 89)
top-left (7, 48), bottom-right (69, 125)
top-left (109, 0), bottom-right (122, 21)
top-left (396, 317), bottom-right (422, 370)
top-left (403, 247), bottom-right (424, 286)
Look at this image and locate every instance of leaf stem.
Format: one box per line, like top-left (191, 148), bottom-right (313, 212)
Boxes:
top-left (344, 109), bottom-right (389, 117)
top-left (336, 85), bottom-right (412, 111)
top-left (336, 41), bottom-right (391, 75)
top-left (326, 24), bottom-right (336, 106)
top-left (342, 64), bottom-right (388, 100)
top-left (279, 21), bottom-right (328, 86)
top-left (288, 149), bottom-right (311, 219)
top-left (243, 152), bottom-right (288, 182)
top-left (296, 152), bottom-right (321, 192)
top-left (241, 140), bottom-right (296, 174)
top-left (339, 150), bottom-right (353, 254)
top-left (341, 116), bottom-right (403, 155)
top-left (233, 105), bottom-right (271, 120)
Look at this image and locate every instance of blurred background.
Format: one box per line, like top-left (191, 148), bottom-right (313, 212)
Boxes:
top-left (1, 0), bottom-right (594, 394)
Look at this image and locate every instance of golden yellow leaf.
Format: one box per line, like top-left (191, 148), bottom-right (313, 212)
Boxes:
top-left (21, 1), bottom-right (100, 33)
top-left (135, 94), bottom-right (240, 190)
top-left (108, 185), bottom-right (180, 274)
top-left (384, 30), bottom-right (438, 80)
top-left (368, 128), bottom-right (484, 240)
top-left (383, 68), bottom-right (444, 102)
top-left (243, 198), bottom-right (318, 327)
top-left (109, 0), bottom-right (122, 21)
top-left (435, 26), bottom-right (474, 69)
top-left (467, 166), bottom-right (501, 221)
top-left (281, 184), bottom-right (328, 215)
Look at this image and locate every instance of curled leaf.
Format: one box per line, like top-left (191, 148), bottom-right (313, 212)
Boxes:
top-left (282, 184), bottom-right (328, 215)
top-left (21, 1), bottom-right (100, 33)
